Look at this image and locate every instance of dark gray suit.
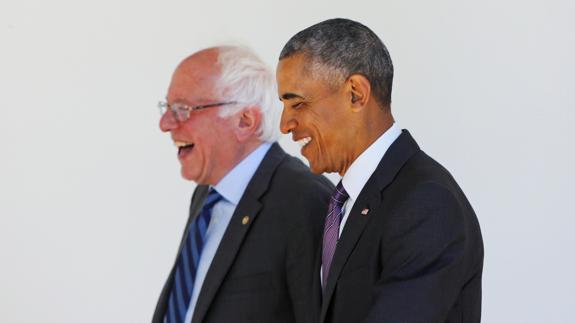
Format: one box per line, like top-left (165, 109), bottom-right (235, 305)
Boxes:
top-left (153, 143), bottom-right (334, 323)
top-left (318, 130), bottom-right (483, 323)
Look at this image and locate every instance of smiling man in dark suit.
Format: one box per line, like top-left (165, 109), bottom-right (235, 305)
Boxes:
top-left (276, 18), bottom-right (484, 323)
top-left (152, 45), bottom-right (333, 323)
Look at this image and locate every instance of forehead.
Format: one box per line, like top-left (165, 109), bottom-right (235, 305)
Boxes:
top-left (277, 54), bottom-right (309, 86)
top-left (277, 54), bottom-right (332, 100)
top-left (168, 53), bottom-right (221, 103)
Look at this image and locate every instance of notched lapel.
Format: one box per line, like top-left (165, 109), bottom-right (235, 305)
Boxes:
top-left (191, 196), bottom-right (262, 323)
top-left (320, 190), bottom-right (381, 321)
top-left (191, 143), bottom-right (286, 323)
top-left (319, 130), bottom-right (421, 322)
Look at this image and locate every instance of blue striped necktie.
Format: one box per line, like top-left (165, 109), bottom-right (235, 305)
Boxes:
top-left (165, 188), bottom-right (223, 323)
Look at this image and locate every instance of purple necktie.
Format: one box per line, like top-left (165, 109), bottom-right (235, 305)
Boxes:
top-left (322, 181), bottom-right (349, 289)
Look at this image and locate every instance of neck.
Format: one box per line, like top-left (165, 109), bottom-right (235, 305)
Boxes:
top-left (339, 108), bottom-right (394, 176)
top-left (237, 137), bottom-right (264, 161)
top-left (206, 138), bottom-right (264, 186)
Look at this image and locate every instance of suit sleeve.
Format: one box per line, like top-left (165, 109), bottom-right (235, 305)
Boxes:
top-left (364, 182), bottom-right (469, 323)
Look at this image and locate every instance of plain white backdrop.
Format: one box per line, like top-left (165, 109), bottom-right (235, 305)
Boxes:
top-left (1, 0), bottom-right (574, 322)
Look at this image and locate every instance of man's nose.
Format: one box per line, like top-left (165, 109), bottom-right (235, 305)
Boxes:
top-left (159, 111), bottom-right (178, 132)
top-left (279, 107), bottom-right (296, 134)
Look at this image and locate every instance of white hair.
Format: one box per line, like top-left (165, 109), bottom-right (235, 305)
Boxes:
top-left (215, 46), bottom-right (281, 143)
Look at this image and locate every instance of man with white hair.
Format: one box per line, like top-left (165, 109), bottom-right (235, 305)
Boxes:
top-left (152, 46), bottom-right (333, 323)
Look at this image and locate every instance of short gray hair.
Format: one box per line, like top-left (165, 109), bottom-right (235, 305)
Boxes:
top-left (215, 46), bottom-right (280, 142)
top-left (279, 18), bottom-right (394, 107)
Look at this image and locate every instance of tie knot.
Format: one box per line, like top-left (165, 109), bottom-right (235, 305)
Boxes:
top-left (331, 181), bottom-right (349, 206)
top-left (204, 188), bottom-right (223, 210)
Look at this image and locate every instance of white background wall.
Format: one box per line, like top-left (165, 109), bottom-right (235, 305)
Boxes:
top-left (1, 0), bottom-right (574, 322)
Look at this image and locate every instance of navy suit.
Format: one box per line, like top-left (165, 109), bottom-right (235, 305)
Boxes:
top-left (318, 130), bottom-right (483, 323)
top-left (153, 143), bottom-right (334, 323)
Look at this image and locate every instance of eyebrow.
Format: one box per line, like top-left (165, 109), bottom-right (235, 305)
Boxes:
top-left (280, 92), bottom-right (305, 101)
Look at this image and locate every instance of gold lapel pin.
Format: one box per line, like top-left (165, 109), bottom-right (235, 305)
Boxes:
top-left (361, 208), bottom-right (369, 215)
top-left (242, 215), bottom-right (250, 225)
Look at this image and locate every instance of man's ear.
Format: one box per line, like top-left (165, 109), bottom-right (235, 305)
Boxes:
top-left (347, 74), bottom-right (371, 111)
top-left (235, 107), bottom-right (262, 142)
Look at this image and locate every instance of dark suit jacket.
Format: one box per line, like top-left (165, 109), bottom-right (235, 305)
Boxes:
top-left (318, 130), bottom-right (483, 323)
top-left (153, 143), bottom-right (334, 323)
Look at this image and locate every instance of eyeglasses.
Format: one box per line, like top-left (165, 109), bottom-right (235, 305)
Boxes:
top-left (158, 100), bottom-right (237, 123)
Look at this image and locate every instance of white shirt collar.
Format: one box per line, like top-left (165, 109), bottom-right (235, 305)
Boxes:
top-left (342, 123), bottom-right (402, 200)
top-left (214, 142), bottom-right (272, 205)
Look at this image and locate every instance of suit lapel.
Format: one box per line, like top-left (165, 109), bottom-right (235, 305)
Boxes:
top-left (319, 182), bottom-right (381, 322)
top-left (191, 143), bottom-right (286, 323)
top-left (319, 130), bottom-right (421, 322)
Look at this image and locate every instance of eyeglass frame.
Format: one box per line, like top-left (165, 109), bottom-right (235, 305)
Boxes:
top-left (158, 100), bottom-right (238, 123)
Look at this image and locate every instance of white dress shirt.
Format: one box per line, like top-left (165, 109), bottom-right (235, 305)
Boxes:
top-left (339, 123), bottom-right (402, 237)
top-left (320, 124), bottom-right (401, 286)
top-left (184, 142), bottom-right (272, 323)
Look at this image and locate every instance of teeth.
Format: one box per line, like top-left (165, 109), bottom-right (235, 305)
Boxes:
top-left (297, 137), bottom-right (311, 147)
top-left (174, 141), bottom-right (192, 148)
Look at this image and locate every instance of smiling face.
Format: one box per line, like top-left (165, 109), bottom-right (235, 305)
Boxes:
top-left (277, 54), bottom-right (359, 175)
top-left (159, 50), bottom-right (240, 185)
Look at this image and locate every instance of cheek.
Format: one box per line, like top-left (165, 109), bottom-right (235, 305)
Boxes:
top-left (194, 143), bottom-right (212, 166)
top-left (311, 118), bottom-right (348, 165)
top-left (199, 131), bottom-right (231, 164)
top-left (314, 120), bottom-right (338, 148)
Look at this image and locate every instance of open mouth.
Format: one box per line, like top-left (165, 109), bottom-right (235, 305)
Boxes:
top-left (174, 141), bottom-right (194, 158)
top-left (297, 137), bottom-right (312, 148)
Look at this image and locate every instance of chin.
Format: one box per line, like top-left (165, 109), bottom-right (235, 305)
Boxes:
top-left (181, 168), bottom-right (199, 182)
top-left (309, 168), bottom-right (323, 175)
top-left (181, 172), bottom-right (195, 182)
top-left (309, 162), bottom-right (325, 175)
